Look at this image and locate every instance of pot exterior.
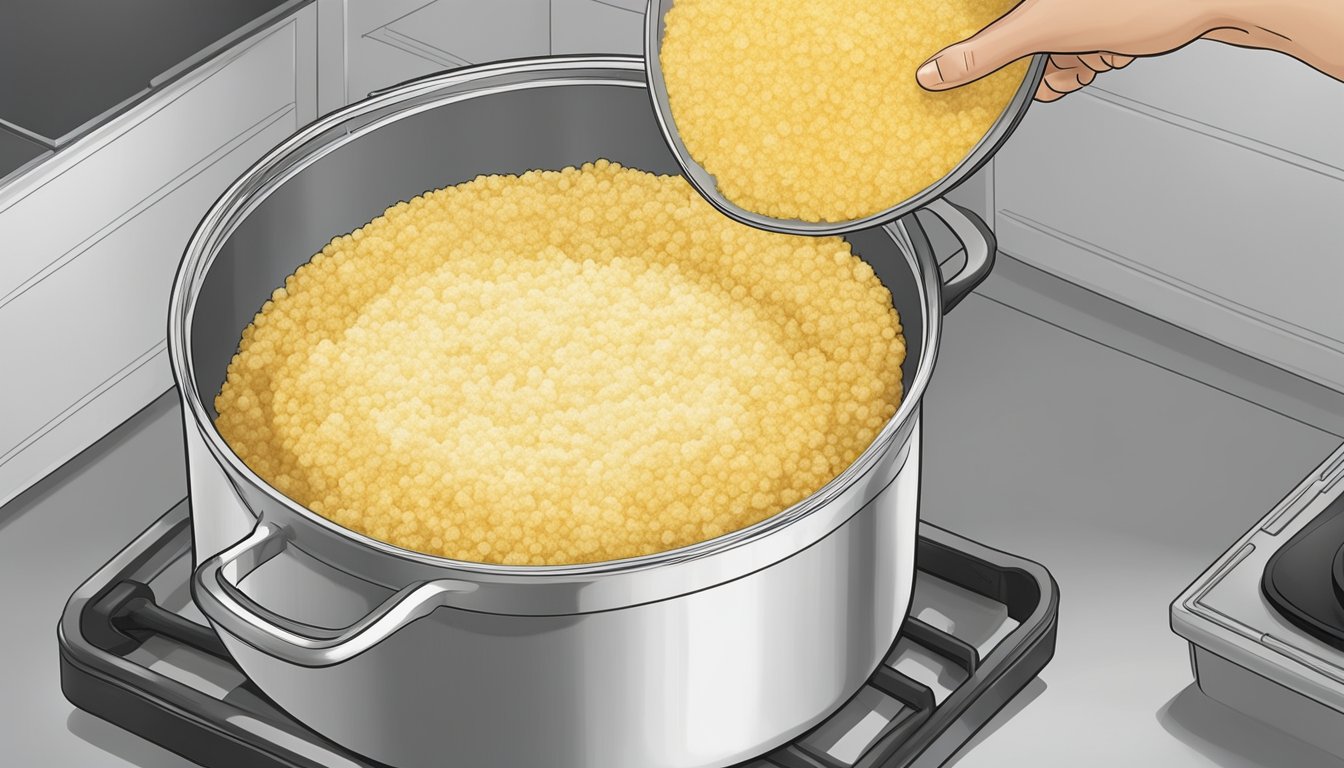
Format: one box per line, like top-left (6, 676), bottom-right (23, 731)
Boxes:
top-left (202, 419), bottom-right (920, 768)
top-left (184, 405), bottom-right (257, 566)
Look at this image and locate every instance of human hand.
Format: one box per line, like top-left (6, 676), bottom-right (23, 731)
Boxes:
top-left (915, 0), bottom-right (1210, 100)
top-left (915, 0), bottom-right (1344, 101)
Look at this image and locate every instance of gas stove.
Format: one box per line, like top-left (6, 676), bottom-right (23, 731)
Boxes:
top-left (1173, 443), bottom-right (1344, 756)
top-left (59, 500), bottom-right (1057, 768)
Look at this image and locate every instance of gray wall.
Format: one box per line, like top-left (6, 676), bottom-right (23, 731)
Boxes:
top-left (552, 0), bottom-right (643, 54)
top-left (345, 0), bottom-right (636, 101)
top-left (994, 43), bottom-right (1344, 392)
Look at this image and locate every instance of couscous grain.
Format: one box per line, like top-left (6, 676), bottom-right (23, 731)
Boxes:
top-left (215, 162), bottom-right (905, 565)
top-left (659, 0), bottom-right (1028, 222)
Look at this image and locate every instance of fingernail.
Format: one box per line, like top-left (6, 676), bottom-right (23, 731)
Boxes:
top-left (916, 59), bottom-right (944, 89)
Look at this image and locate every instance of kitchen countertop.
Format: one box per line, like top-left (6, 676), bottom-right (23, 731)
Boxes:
top-left (925, 257), bottom-right (1344, 768)
top-left (2, 254), bottom-right (1343, 767)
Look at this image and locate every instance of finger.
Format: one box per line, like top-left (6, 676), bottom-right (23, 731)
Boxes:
top-left (1048, 53), bottom-right (1084, 71)
top-left (1101, 53), bottom-right (1136, 69)
top-left (1034, 83), bottom-right (1068, 102)
top-left (917, 3), bottom-right (1046, 91)
top-left (1033, 59), bottom-right (1071, 101)
top-left (1042, 62), bottom-right (1095, 93)
top-left (1077, 53), bottom-right (1113, 72)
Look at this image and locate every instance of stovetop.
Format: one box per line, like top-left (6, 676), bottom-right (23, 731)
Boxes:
top-left (59, 499), bottom-right (1058, 768)
top-left (1262, 487), bottom-right (1344, 651)
top-left (1173, 443), bottom-right (1344, 757)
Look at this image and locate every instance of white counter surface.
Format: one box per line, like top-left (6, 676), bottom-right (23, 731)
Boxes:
top-left (2, 255), bottom-right (1342, 768)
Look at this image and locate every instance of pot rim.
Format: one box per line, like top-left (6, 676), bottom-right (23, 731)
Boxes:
top-left (167, 55), bottom-right (943, 579)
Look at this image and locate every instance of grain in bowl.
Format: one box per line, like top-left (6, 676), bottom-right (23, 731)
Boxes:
top-left (214, 161), bottom-right (905, 565)
top-left (658, 0), bottom-right (1029, 223)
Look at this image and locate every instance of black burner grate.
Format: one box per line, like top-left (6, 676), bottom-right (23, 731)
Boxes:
top-left (1262, 490), bottom-right (1344, 651)
top-left (60, 501), bottom-right (1057, 768)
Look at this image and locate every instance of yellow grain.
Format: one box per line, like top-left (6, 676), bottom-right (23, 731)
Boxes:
top-left (215, 162), bottom-right (905, 565)
top-left (660, 0), bottom-right (1028, 222)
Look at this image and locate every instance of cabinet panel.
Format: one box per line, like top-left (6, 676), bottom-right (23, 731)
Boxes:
top-left (0, 112), bottom-right (299, 495)
top-left (0, 14), bottom-right (316, 506)
top-left (0, 24), bottom-right (300, 300)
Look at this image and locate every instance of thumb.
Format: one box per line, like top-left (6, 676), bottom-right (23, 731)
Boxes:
top-left (917, 7), bottom-right (1039, 90)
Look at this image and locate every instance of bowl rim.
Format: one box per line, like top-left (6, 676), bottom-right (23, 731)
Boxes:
top-left (644, 0), bottom-right (1049, 236)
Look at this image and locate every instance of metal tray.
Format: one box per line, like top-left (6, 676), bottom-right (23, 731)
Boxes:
top-left (60, 500), bottom-right (1057, 768)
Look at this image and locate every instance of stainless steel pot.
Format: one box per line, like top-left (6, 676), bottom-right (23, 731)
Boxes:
top-left (168, 56), bottom-right (996, 768)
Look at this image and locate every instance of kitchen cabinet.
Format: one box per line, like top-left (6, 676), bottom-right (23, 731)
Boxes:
top-left (993, 41), bottom-right (1344, 393)
top-left (0, 9), bottom-right (321, 507)
top-left (0, 1), bottom-right (299, 145)
top-left (347, 0), bottom-right (549, 100)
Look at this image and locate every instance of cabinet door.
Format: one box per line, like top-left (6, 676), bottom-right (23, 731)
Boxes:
top-left (347, 0), bottom-right (550, 100)
top-left (0, 10), bottom-right (319, 506)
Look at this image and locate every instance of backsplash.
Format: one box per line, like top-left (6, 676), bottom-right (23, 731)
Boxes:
top-left (348, 0), bottom-right (552, 99)
top-left (994, 43), bottom-right (1344, 392)
top-left (552, 0), bottom-right (642, 54)
top-left (349, 0), bottom-right (638, 100)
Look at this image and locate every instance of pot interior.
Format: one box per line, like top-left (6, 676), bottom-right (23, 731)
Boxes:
top-left (188, 75), bottom-right (930, 440)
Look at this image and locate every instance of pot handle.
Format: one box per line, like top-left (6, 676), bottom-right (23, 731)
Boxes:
top-left (921, 198), bottom-right (996, 314)
top-left (191, 521), bottom-right (476, 668)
